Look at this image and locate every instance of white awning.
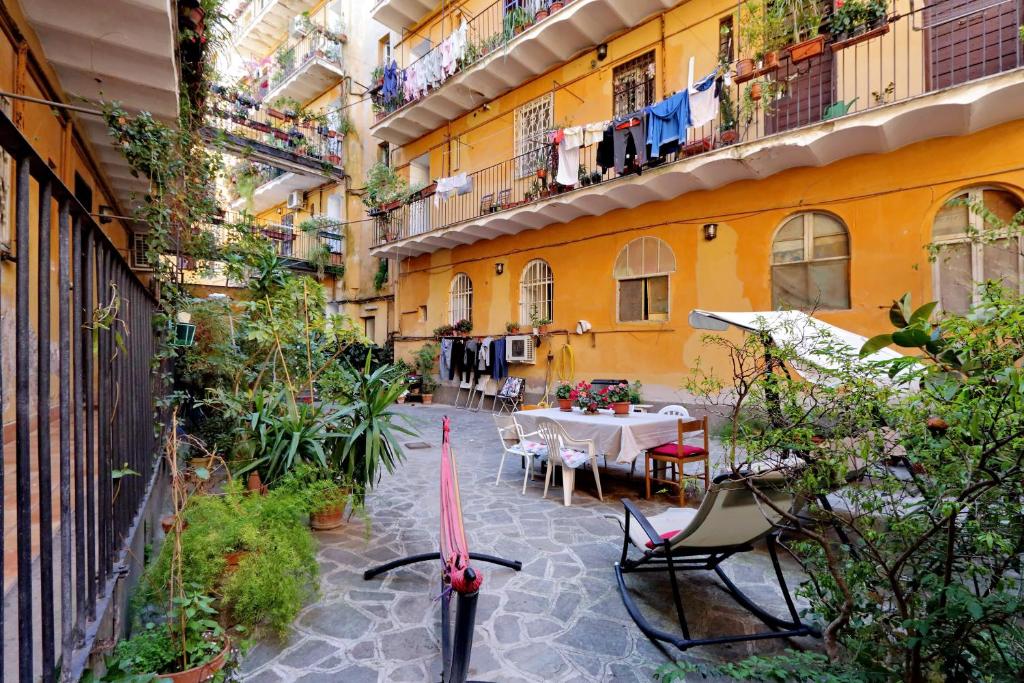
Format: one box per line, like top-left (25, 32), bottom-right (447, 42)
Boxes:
top-left (688, 309), bottom-right (910, 384)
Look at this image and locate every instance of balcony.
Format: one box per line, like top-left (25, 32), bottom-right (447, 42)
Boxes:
top-left (263, 28), bottom-right (346, 105)
top-left (229, 167), bottom-right (330, 214)
top-left (233, 0), bottom-right (322, 58)
top-left (189, 212), bottom-right (346, 277)
top-left (202, 87), bottom-right (344, 179)
top-left (372, 0), bottom-right (439, 32)
top-left (369, 0), bottom-right (685, 146)
top-left (370, 1), bottom-right (1024, 257)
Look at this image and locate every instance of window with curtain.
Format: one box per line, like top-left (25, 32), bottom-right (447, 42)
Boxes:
top-left (771, 212), bottom-right (850, 310)
top-left (514, 93), bottom-right (552, 178)
top-left (932, 187), bottom-right (1023, 314)
top-left (449, 272), bottom-right (473, 325)
top-left (614, 237), bottom-right (675, 322)
top-left (519, 259), bottom-right (554, 324)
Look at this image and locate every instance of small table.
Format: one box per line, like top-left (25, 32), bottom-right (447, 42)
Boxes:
top-left (514, 408), bottom-right (680, 465)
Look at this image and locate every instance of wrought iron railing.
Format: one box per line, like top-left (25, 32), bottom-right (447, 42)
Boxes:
top-left (373, 0), bottom-right (1023, 246)
top-left (198, 212), bottom-right (346, 274)
top-left (0, 108), bottom-right (165, 681)
top-left (266, 24), bottom-right (345, 97)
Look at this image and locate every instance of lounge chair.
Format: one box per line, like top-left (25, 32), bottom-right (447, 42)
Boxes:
top-left (614, 471), bottom-right (818, 650)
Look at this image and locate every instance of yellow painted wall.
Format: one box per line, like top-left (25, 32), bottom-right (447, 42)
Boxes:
top-left (393, 119), bottom-right (1024, 402)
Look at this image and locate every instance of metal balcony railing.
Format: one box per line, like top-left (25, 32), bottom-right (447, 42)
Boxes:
top-left (195, 212), bottom-right (346, 274)
top-left (373, 0), bottom-right (1023, 246)
top-left (204, 87), bottom-right (344, 173)
top-left (266, 23), bottom-right (345, 94)
top-left (0, 108), bottom-right (165, 681)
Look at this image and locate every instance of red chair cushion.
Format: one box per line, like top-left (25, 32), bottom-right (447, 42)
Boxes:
top-left (651, 443), bottom-right (706, 457)
top-left (645, 530), bottom-right (680, 549)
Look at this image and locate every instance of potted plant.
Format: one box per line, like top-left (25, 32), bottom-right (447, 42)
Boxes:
top-left (719, 86), bottom-right (739, 145)
top-left (570, 381), bottom-right (596, 413)
top-left (504, 5), bottom-right (531, 39)
top-left (628, 380), bottom-right (643, 407)
top-left (506, 321), bottom-right (521, 334)
top-left (535, 3), bottom-right (549, 20)
top-left (550, 0), bottom-right (565, 11)
top-left (529, 306), bottom-right (551, 335)
top-left (829, 0), bottom-right (889, 48)
top-left (556, 382), bottom-right (573, 411)
top-left (782, 0), bottom-right (825, 62)
top-left (306, 478), bottom-right (352, 530)
top-left (454, 318), bottom-right (473, 335)
top-left (414, 342), bottom-right (440, 404)
top-left (433, 323), bottom-right (456, 339)
top-left (606, 382), bottom-right (632, 415)
top-left (738, 0), bottom-right (786, 76)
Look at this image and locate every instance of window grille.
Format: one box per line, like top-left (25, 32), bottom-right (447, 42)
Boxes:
top-left (449, 272), bottom-right (473, 325)
top-left (519, 259), bottom-right (554, 324)
top-left (514, 93), bottom-right (553, 178)
top-left (613, 51), bottom-right (656, 117)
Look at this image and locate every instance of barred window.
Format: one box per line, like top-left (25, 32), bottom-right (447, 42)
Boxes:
top-left (771, 212), bottom-right (850, 310)
top-left (613, 51), bottom-right (655, 117)
top-left (449, 272), bottom-right (473, 325)
top-left (514, 93), bottom-right (552, 178)
top-left (932, 187), bottom-right (1023, 314)
top-left (131, 232), bottom-right (154, 270)
top-left (519, 259), bottom-right (554, 325)
top-left (614, 237), bottom-right (675, 322)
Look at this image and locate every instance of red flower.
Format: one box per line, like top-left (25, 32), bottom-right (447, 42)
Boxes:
top-left (835, 0), bottom-right (844, 6)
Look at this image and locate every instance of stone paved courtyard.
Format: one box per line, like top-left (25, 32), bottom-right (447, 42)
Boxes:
top-left (239, 404), bottom-right (814, 682)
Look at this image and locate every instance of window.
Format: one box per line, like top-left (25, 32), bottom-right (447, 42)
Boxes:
top-left (131, 232), bottom-right (154, 270)
top-left (363, 316), bottom-right (376, 342)
top-left (771, 212), bottom-right (850, 310)
top-left (418, 305), bottom-right (428, 322)
top-left (519, 259), bottom-right (554, 325)
top-left (378, 34), bottom-right (392, 64)
top-left (514, 93), bottom-right (553, 178)
top-left (280, 212), bottom-right (295, 257)
top-left (613, 51), bottom-right (656, 117)
top-left (614, 237), bottom-right (675, 322)
top-left (718, 16), bottom-right (734, 64)
top-left (449, 272), bottom-right (473, 325)
top-left (932, 187), bottom-right (1023, 314)
top-left (377, 142), bottom-right (390, 167)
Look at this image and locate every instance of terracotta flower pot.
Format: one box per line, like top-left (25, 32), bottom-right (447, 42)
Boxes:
top-left (558, 398), bottom-right (572, 412)
top-left (311, 506), bottom-right (344, 531)
top-left (763, 51), bottom-right (779, 69)
top-left (536, 9), bottom-right (549, 20)
top-left (422, 394), bottom-right (434, 405)
top-left (721, 128), bottom-right (738, 144)
top-left (550, 1), bottom-right (564, 10)
top-left (160, 641), bottom-right (230, 683)
top-left (750, 82), bottom-right (762, 101)
top-left (786, 34), bottom-right (825, 63)
top-left (247, 471), bottom-right (262, 493)
top-left (612, 401), bottom-right (630, 415)
top-left (224, 550), bottom-right (249, 567)
top-left (735, 58), bottom-right (755, 78)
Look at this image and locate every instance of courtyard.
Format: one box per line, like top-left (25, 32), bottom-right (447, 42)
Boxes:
top-left (239, 404), bottom-right (812, 682)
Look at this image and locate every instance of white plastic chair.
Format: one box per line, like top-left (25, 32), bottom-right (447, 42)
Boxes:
top-left (658, 404), bottom-right (705, 440)
top-left (492, 414), bottom-right (545, 490)
top-left (535, 418), bottom-right (603, 506)
top-left (470, 377), bottom-right (492, 412)
top-left (453, 378), bottom-right (473, 408)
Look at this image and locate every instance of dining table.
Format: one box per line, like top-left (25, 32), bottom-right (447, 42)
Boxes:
top-left (513, 407), bottom-right (681, 465)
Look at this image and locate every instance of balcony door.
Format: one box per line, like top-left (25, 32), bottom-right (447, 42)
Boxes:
top-left (763, 48), bottom-right (836, 135)
top-left (925, 0), bottom-right (1023, 90)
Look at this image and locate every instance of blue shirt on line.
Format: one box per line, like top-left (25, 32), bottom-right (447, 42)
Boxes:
top-left (646, 90), bottom-right (691, 158)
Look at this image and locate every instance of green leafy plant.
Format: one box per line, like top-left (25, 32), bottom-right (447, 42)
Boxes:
top-left (454, 318), bottom-right (473, 334)
top-left (362, 161), bottom-right (409, 210)
top-left (414, 342), bottom-right (440, 394)
top-left (628, 380), bottom-right (643, 405)
top-left (373, 258), bottom-right (389, 291)
top-left (555, 382), bottom-right (572, 400)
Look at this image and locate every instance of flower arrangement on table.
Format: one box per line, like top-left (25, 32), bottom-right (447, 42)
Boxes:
top-left (570, 381), bottom-right (610, 414)
top-left (555, 382), bottom-right (573, 411)
top-left (605, 382), bottom-right (633, 415)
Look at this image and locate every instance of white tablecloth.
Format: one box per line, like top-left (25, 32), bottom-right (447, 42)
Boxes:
top-left (513, 408), bottom-right (681, 464)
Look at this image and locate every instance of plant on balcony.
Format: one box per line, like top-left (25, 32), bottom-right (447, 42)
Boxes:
top-left (719, 86), bottom-right (739, 143)
top-left (829, 0), bottom-right (888, 41)
top-left (503, 6), bottom-right (532, 40)
top-left (780, 0), bottom-right (826, 62)
top-left (433, 324), bottom-right (456, 339)
top-left (738, 0), bottom-right (788, 71)
top-left (454, 318), bottom-right (473, 335)
top-left (363, 161), bottom-right (409, 212)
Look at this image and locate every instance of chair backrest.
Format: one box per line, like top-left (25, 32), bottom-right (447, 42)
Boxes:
top-left (659, 404), bottom-right (691, 417)
top-left (669, 473), bottom-right (797, 549)
top-left (673, 416), bottom-right (708, 455)
top-left (479, 193), bottom-right (494, 213)
top-left (534, 418), bottom-right (565, 463)
top-left (493, 414), bottom-right (518, 447)
top-left (496, 188), bottom-right (511, 207)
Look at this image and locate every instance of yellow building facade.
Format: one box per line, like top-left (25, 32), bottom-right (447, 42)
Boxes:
top-left (368, 0), bottom-right (1024, 402)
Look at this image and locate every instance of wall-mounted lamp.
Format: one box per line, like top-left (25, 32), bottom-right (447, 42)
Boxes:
top-left (596, 43), bottom-right (608, 61)
top-left (98, 205), bottom-right (114, 224)
top-left (495, 262), bottom-right (504, 275)
top-left (703, 223), bottom-right (719, 241)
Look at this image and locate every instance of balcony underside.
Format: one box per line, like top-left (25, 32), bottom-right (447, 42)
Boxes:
top-left (371, 70), bottom-right (1024, 258)
top-left (265, 58), bottom-right (346, 105)
top-left (370, 0), bottom-right (684, 146)
top-left (230, 171), bottom-right (327, 214)
top-left (371, 0), bottom-right (439, 33)
top-left (201, 126), bottom-right (343, 180)
top-left (22, 0), bottom-right (178, 213)
top-left (237, 0), bottom-right (320, 57)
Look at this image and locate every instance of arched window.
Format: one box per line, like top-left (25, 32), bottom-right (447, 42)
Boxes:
top-left (771, 212), bottom-right (850, 310)
top-left (448, 273), bottom-right (473, 325)
top-left (932, 187), bottom-right (1023, 314)
top-left (519, 259), bottom-right (554, 325)
top-left (614, 237), bottom-right (675, 322)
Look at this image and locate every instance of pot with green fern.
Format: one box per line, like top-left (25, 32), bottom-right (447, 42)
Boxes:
top-left (305, 478), bottom-right (352, 530)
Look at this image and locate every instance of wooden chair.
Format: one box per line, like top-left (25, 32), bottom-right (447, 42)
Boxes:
top-left (645, 416), bottom-right (710, 507)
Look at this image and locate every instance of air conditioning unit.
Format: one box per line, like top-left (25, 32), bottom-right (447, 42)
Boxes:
top-left (290, 14), bottom-right (310, 38)
top-left (287, 191), bottom-right (305, 210)
top-left (505, 335), bottom-right (536, 364)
